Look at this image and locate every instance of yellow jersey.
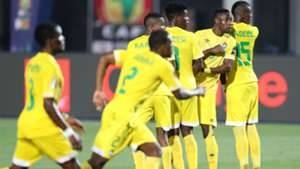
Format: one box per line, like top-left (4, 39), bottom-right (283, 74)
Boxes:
top-left (18, 52), bottom-right (64, 138)
top-left (127, 35), bottom-right (149, 50)
top-left (111, 50), bottom-right (180, 112)
top-left (226, 22), bottom-right (259, 86)
top-left (166, 26), bottom-right (201, 89)
top-left (127, 34), bottom-right (172, 96)
top-left (195, 28), bottom-right (236, 94)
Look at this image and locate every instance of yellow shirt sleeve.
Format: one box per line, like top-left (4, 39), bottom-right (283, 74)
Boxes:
top-left (127, 41), bottom-right (135, 50)
top-left (224, 37), bottom-right (237, 60)
top-left (192, 33), bottom-right (204, 60)
top-left (42, 64), bottom-right (60, 101)
top-left (114, 49), bottom-right (127, 66)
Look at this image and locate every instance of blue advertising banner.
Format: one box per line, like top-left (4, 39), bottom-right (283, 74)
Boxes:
top-left (10, 0), bottom-right (53, 52)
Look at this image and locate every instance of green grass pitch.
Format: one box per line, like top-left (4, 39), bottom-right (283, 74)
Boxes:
top-left (0, 118), bottom-right (299, 169)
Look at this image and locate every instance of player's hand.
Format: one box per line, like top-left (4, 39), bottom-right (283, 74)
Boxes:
top-left (194, 86), bottom-right (206, 96)
top-left (69, 134), bottom-right (82, 151)
top-left (63, 128), bottom-right (82, 151)
top-left (210, 44), bottom-right (226, 55)
top-left (65, 115), bottom-right (85, 134)
top-left (93, 90), bottom-right (108, 111)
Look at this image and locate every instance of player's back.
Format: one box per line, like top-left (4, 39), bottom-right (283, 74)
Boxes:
top-left (227, 22), bottom-right (259, 86)
top-left (18, 52), bottom-right (63, 138)
top-left (109, 50), bottom-right (177, 112)
top-left (166, 26), bottom-right (199, 89)
top-left (195, 28), bottom-right (236, 93)
top-left (127, 34), bottom-right (172, 96)
top-left (127, 35), bottom-right (149, 51)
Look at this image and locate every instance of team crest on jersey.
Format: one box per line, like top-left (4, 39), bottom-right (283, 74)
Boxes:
top-left (204, 38), bottom-right (210, 43)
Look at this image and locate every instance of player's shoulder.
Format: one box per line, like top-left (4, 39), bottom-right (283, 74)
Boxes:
top-left (224, 33), bottom-right (236, 43)
top-left (29, 52), bottom-right (53, 66)
top-left (129, 35), bottom-right (148, 43)
top-left (195, 28), bottom-right (211, 35)
top-left (127, 35), bottom-right (149, 50)
top-left (167, 26), bottom-right (192, 36)
top-left (149, 51), bottom-right (170, 66)
top-left (234, 22), bottom-right (259, 34)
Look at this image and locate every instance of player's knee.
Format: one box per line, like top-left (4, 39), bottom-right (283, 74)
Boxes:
top-left (156, 128), bottom-right (168, 147)
top-left (167, 128), bottom-right (179, 138)
top-left (139, 143), bottom-right (161, 157)
top-left (88, 153), bottom-right (108, 169)
top-left (201, 124), bottom-right (213, 139)
top-left (180, 125), bottom-right (193, 137)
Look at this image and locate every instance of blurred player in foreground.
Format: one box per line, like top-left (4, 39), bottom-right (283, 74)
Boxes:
top-left (9, 22), bottom-right (83, 169)
top-left (82, 30), bottom-right (205, 169)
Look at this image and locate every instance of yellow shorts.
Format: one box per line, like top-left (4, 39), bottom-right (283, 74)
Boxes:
top-left (226, 82), bottom-right (259, 126)
top-left (12, 133), bottom-right (76, 167)
top-left (172, 96), bottom-right (198, 128)
top-left (92, 104), bottom-right (157, 159)
top-left (198, 93), bottom-right (217, 126)
top-left (137, 95), bottom-right (173, 131)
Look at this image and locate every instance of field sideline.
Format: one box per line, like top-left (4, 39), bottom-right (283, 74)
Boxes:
top-left (0, 118), bottom-right (299, 169)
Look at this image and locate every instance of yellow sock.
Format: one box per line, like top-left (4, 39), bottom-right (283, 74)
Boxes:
top-left (233, 126), bottom-right (249, 169)
top-left (247, 125), bottom-right (261, 169)
top-left (204, 127), bottom-right (218, 169)
top-left (183, 134), bottom-right (198, 169)
top-left (132, 151), bottom-right (145, 169)
top-left (145, 156), bottom-right (160, 169)
top-left (81, 161), bottom-right (93, 169)
top-left (162, 146), bottom-right (172, 169)
top-left (170, 135), bottom-right (185, 169)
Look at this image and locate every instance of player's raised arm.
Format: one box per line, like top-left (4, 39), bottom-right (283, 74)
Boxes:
top-left (93, 52), bottom-right (116, 110)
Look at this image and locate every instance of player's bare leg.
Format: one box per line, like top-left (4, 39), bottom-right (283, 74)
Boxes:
top-left (59, 158), bottom-right (81, 169)
top-left (81, 153), bottom-right (108, 169)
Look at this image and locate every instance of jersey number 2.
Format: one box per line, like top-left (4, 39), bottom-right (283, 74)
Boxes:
top-left (118, 67), bottom-right (139, 94)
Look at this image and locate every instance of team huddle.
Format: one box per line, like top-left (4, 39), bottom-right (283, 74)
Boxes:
top-left (7, 1), bottom-right (260, 169)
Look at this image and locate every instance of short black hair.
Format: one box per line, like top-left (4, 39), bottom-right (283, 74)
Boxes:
top-left (34, 22), bottom-right (59, 47)
top-left (143, 12), bottom-right (163, 27)
top-left (149, 29), bottom-right (169, 50)
top-left (214, 8), bottom-right (230, 19)
top-left (164, 2), bottom-right (187, 21)
top-left (231, 1), bottom-right (250, 16)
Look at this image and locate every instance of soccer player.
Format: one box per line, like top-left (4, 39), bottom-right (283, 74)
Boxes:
top-left (194, 9), bottom-right (236, 169)
top-left (225, 1), bottom-right (261, 169)
top-left (127, 13), bottom-right (174, 169)
top-left (83, 30), bottom-right (205, 169)
top-left (164, 3), bottom-right (203, 169)
top-left (9, 22), bottom-right (82, 169)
